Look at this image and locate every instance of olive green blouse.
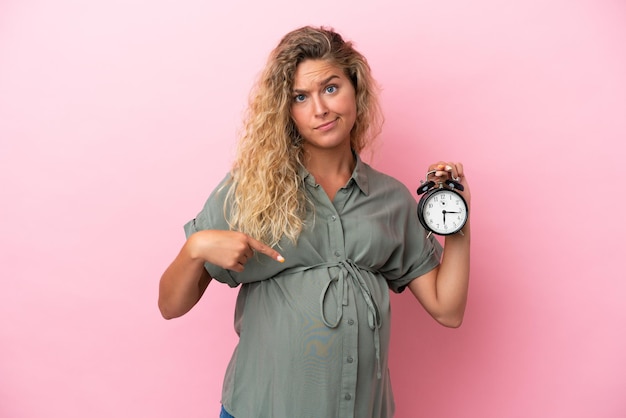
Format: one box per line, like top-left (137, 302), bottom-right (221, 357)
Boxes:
top-left (184, 155), bottom-right (442, 418)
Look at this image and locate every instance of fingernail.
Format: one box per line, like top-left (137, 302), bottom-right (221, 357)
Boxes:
top-left (445, 165), bottom-right (452, 171)
top-left (277, 255), bottom-right (285, 263)
top-left (437, 164), bottom-right (445, 170)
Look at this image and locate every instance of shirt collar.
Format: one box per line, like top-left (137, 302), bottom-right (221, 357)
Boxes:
top-left (299, 152), bottom-right (370, 196)
top-left (350, 153), bottom-right (370, 195)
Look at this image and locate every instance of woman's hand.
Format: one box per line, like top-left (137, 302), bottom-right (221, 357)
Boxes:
top-left (158, 230), bottom-right (284, 319)
top-left (187, 230), bottom-right (284, 273)
top-left (429, 161), bottom-right (471, 208)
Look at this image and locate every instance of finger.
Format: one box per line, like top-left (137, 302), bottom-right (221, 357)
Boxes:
top-left (442, 164), bottom-right (454, 178)
top-left (434, 162), bottom-right (464, 181)
top-left (242, 246), bottom-right (254, 261)
top-left (430, 162), bottom-right (453, 180)
top-left (238, 252), bottom-right (250, 266)
top-left (228, 262), bottom-right (245, 273)
top-left (445, 162), bottom-right (464, 183)
top-left (454, 162), bottom-right (464, 179)
top-left (428, 162), bottom-right (446, 172)
top-left (247, 237), bottom-right (285, 263)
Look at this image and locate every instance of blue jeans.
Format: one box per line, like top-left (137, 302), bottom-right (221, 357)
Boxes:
top-left (220, 405), bottom-right (234, 418)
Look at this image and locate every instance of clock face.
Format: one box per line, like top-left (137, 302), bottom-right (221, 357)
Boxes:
top-left (420, 189), bottom-right (468, 235)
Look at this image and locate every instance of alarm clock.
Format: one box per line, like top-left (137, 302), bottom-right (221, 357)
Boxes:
top-left (417, 173), bottom-right (468, 236)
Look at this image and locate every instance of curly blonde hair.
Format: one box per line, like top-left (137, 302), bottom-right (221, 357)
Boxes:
top-left (225, 26), bottom-right (383, 247)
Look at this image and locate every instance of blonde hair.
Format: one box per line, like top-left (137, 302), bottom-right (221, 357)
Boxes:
top-left (225, 26), bottom-right (383, 247)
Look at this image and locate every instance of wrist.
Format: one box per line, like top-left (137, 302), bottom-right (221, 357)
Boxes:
top-left (185, 232), bottom-right (209, 264)
top-left (446, 222), bottom-right (471, 242)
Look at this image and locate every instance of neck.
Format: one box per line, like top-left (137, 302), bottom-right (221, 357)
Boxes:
top-left (303, 145), bottom-right (355, 181)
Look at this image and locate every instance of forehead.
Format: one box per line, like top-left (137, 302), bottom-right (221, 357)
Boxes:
top-left (293, 59), bottom-right (347, 88)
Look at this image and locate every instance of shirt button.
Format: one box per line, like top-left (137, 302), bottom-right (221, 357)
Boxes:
top-left (347, 356), bottom-right (353, 363)
top-left (347, 319), bottom-right (354, 325)
top-left (331, 215), bottom-right (337, 221)
top-left (344, 394), bottom-right (352, 400)
top-left (334, 250), bottom-right (341, 257)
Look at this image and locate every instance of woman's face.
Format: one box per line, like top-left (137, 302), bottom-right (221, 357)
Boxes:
top-left (290, 59), bottom-right (357, 153)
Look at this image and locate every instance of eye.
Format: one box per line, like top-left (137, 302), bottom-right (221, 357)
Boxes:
top-left (294, 94), bottom-right (306, 103)
top-left (325, 85), bottom-right (337, 94)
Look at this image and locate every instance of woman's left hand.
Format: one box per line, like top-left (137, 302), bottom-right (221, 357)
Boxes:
top-left (428, 161), bottom-right (471, 208)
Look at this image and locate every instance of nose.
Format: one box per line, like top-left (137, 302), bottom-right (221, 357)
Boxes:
top-left (312, 96), bottom-right (329, 117)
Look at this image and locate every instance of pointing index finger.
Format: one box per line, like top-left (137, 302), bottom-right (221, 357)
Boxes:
top-left (247, 237), bottom-right (285, 263)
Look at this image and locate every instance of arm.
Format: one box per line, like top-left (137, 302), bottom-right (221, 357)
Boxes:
top-left (158, 233), bottom-right (213, 320)
top-left (408, 162), bottom-right (471, 328)
top-left (158, 230), bottom-right (284, 320)
top-left (408, 225), bottom-right (470, 327)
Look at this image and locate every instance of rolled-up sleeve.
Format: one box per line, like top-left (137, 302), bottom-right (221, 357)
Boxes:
top-left (183, 175), bottom-right (239, 288)
top-left (376, 179), bottom-right (443, 293)
top-left (385, 234), bottom-right (442, 293)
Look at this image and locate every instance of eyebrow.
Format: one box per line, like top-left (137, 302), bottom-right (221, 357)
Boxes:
top-left (293, 75), bottom-right (340, 94)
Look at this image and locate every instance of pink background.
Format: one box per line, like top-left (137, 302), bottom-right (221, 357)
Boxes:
top-left (2, 0), bottom-right (625, 417)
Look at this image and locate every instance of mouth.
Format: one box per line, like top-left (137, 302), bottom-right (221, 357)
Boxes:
top-left (314, 118), bottom-right (338, 131)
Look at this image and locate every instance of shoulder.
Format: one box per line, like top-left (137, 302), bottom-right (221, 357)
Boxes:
top-left (202, 173), bottom-right (234, 206)
top-left (194, 172), bottom-right (234, 223)
top-left (184, 172), bottom-right (234, 235)
top-left (362, 162), bottom-right (413, 196)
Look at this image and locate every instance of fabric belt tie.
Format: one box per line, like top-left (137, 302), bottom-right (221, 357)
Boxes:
top-left (282, 259), bottom-right (383, 379)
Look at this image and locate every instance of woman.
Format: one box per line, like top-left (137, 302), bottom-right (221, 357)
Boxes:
top-left (158, 26), bottom-right (471, 418)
